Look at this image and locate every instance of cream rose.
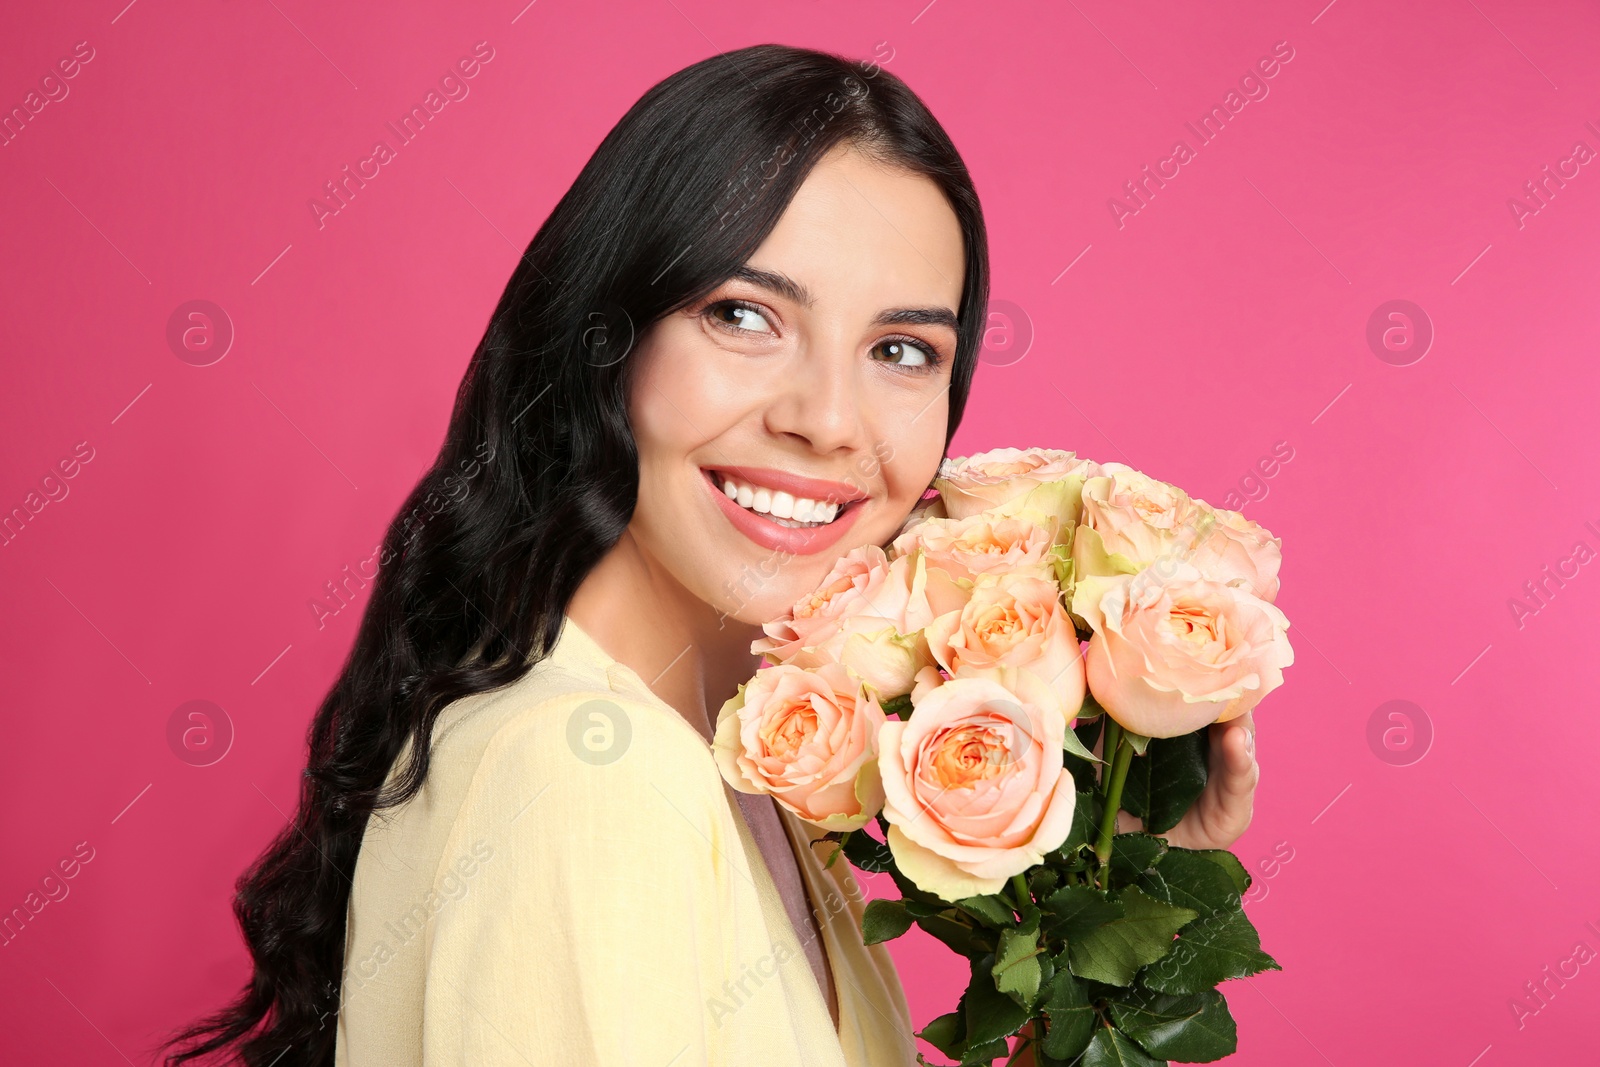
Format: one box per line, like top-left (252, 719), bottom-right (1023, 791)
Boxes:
top-left (879, 671), bottom-right (1078, 900)
top-left (923, 571), bottom-right (1086, 717)
top-left (933, 447), bottom-right (1100, 520)
top-left (751, 545), bottom-right (964, 698)
top-left (1071, 466), bottom-right (1205, 585)
top-left (713, 662), bottom-right (887, 831)
top-left (1186, 505), bottom-right (1283, 603)
top-left (1071, 563), bottom-right (1294, 738)
top-left (891, 511), bottom-right (1060, 585)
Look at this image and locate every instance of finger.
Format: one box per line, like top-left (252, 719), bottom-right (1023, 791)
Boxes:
top-left (1193, 720), bottom-right (1258, 842)
top-left (1213, 721), bottom-right (1255, 791)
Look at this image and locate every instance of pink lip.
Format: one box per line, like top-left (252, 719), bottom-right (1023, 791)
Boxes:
top-left (702, 469), bottom-right (867, 555)
top-left (705, 465), bottom-right (870, 505)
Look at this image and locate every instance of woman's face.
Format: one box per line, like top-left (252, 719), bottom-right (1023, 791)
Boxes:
top-left (625, 142), bottom-right (966, 625)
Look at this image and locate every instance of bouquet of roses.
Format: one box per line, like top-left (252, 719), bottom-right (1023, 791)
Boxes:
top-left (713, 447), bottom-right (1293, 1066)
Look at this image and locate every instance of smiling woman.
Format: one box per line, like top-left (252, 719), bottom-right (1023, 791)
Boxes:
top-left (609, 142), bottom-right (964, 614)
top-left (159, 42), bottom-right (990, 1067)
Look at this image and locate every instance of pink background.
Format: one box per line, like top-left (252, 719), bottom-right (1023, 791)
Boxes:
top-left (3, 1), bottom-right (1597, 1063)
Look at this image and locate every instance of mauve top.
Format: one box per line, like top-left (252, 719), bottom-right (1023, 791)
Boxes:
top-left (334, 614), bottom-right (918, 1066)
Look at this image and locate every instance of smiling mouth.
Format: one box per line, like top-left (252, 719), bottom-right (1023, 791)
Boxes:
top-left (703, 469), bottom-right (861, 529)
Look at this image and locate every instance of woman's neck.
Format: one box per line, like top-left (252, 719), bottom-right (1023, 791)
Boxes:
top-left (566, 529), bottom-right (763, 742)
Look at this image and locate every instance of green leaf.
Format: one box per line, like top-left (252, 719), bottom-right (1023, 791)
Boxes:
top-left (882, 692), bottom-right (914, 719)
top-left (862, 898), bottom-right (915, 945)
top-left (1109, 833), bottom-right (1168, 883)
top-left (1040, 884), bottom-right (1124, 944)
top-left (992, 925), bottom-right (1043, 1007)
top-left (1120, 731), bottom-right (1209, 834)
top-left (1039, 968), bottom-right (1095, 1061)
top-left (1122, 730), bottom-right (1151, 756)
top-left (1188, 849), bottom-right (1251, 895)
top-left (958, 894), bottom-right (1020, 928)
top-left (1063, 754), bottom-right (1099, 796)
top-left (963, 954), bottom-right (1032, 1048)
top-left (961, 1038), bottom-right (1011, 1066)
top-left (1149, 731), bottom-right (1209, 834)
top-left (915, 912), bottom-right (996, 960)
top-left (1062, 722), bottom-right (1102, 764)
top-left (1067, 717), bottom-right (1104, 793)
top-left (1067, 886), bottom-right (1197, 987)
top-left (1053, 791), bottom-right (1100, 858)
top-left (842, 828), bottom-right (896, 873)
top-left (1120, 750), bottom-right (1152, 823)
top-left (916, 1011), bottom-right (966, 1059)
top-left (1110, 988), bottom-right (1238, 1062)
top-left (1029, 867), bottom-right (1062, 901)
top-left (1135, 850), bottom-right (1241, 920)
top-left (1080, 1026), bottom-right (1164, 1067)
top-left (1139, 909), bottom-right (1282, 995)
top-left (1076, 689), bottom-right (1108, 722)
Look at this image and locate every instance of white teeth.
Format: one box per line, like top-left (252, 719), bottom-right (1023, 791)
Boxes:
top-left (712, 472), bottom-right (847, 527)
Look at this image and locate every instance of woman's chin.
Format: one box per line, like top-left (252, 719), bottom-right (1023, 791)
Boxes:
top-left (705, 581), bottom-right (810, 630)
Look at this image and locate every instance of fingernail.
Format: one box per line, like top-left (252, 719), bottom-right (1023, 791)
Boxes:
top-left (1244, 730), bottom-right (1255, 756)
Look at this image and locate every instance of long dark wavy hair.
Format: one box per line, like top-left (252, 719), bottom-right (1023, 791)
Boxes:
top-left (159, 42), bottom-right (989, 1066)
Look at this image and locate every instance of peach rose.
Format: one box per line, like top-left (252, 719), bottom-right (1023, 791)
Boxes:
top-left (1186, 505), bottom-right (1283, 603)
top-left (890, 511), bottom-right (1060, 585)
top-left (933, 447), bottom-right (1100, 520)
top-left (923, 572), bottom-right (1086, 717)
top-left (752, 545), bottom-right (964, 698)
top-left (1072, 467), bottom-right (1207, 584)
top-left (1070, 563), bottom-right (1294, 738)
top-left (713, 662), bottom-right (887, 831)
top-left (879, 671), bottom-right (1078, 900)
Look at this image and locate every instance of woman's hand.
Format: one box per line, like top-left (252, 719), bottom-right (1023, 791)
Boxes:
top-left (1111, 711), bottom-right (1259, 851)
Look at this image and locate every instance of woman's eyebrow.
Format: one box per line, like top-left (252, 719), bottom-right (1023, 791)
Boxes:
top-left (871, 306), bottom-right (959, 332)
top-left (729, 266), bottom-right (958, 332)
top-left (730, 266), bottom-right (814, 307)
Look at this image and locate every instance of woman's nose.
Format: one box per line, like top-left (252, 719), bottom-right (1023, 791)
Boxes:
top-left (762, 344), bottom-right (869, 456)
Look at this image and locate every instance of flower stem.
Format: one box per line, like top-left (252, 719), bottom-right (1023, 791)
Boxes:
top-left (1010, 873), bottom-right (1031, 914)
top-left (1093, 730), bottom-right (1135, 889)
top-left (1100, 718), bottom-right (1122, 796)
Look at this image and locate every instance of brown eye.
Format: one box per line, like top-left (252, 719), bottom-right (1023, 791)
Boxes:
top-left (871, 337), bottom-right (933, 368)
top-left (708, 301), bottom-right (774, 334)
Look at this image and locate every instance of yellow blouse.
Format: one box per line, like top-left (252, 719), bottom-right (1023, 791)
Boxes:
top-left (334, 614), bottom-right (919, 1066)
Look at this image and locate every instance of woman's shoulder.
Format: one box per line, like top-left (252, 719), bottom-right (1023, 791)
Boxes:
top-left (352, 638), bottom-right (736, 900)
top-left (429, 656), bottom-right (726, 832)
